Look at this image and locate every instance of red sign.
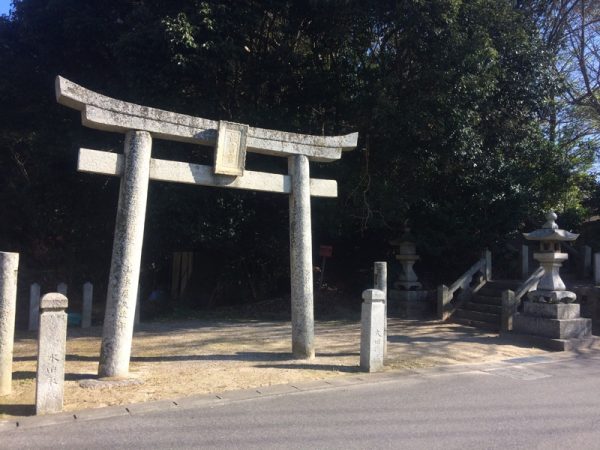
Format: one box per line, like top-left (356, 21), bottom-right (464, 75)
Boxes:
top-left (319, 245), bottom-right (333, 258)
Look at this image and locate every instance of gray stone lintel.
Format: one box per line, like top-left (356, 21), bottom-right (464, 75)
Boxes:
top-left (40, 293), bottom-right (68, 310)
top-left (56, 76), bottom-right (358, 162)
top-left (77, 148), bottom-right (337, 198)
top-left (362, 289), bottom-right (386, 303)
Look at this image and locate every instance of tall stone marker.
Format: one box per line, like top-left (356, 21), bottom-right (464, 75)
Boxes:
top-left (360, 289), bottom-right (386, 372)
top-left (82, 282), bottom-right (93, 328)
top-left (29, 282), bottom-right (41, 331)
top-left (36, 293), bottom-right (68, 415)
top-left (0, 251), bottom-right (19, 396)
top-left (55, 76), bottom-right (357, 376)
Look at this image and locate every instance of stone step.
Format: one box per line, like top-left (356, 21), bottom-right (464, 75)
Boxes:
top-left (451, 317), bottom-right (500, 332)
top-left (470, 294), bottom-right (502, 306)
top-left (455, 309), bottom-right (500, 324)
top-left (462, 302), bottom-right (502, 315)
top-left (478, 280), bottom-right (521, 296)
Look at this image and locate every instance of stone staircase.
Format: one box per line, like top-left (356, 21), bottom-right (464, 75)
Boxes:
top-left (452, 280), bottom-right (522, 331)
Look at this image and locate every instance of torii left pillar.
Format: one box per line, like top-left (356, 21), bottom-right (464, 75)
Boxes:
top-left (98, 131), bottom-right (151, 377)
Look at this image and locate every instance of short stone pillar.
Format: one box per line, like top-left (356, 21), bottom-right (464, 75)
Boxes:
top-left (501, 290), bottom-right (518, 332)
top-left (82, 282), bottom-right (93, 328)
top-left (373, 262), bottom-right (387, 357)
top-left (360, 289), bottom-right (385, 372)
top-left (35, 293), bottom-right (68, 415)
top-left (0, 252), bottom-right (19, 396)
top-left (29, 282), bottom-right (41, 331)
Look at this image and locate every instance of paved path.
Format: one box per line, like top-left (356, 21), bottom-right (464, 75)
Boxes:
top-left (2, 351), bottom-right (599, 449)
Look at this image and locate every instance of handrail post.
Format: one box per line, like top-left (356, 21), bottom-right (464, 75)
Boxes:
top-left (501, 289), bottom-right (517, 332)
top-left (484, 249), bottom-right (492, 282)
top-left (437, 285), bottom-right (450, 321)
top-left (521, 245), bottom-right (529, 280)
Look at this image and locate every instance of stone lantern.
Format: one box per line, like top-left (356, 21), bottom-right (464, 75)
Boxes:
top-left (522, 211), bottom-right (578, 303)
top-left (388, 225), bottom-right (432, 318)
top-left (513, 211), bottom-right (593, 350)
top-left (390, 226), bottom-right (422, 290)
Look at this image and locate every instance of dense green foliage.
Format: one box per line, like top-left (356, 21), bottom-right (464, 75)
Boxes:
top-left (0, 0), bottom-right (597, 307)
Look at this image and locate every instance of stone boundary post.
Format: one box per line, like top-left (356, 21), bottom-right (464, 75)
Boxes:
top-left (36, 293), bottom-right (68, 415)
top-left (501, 290), bottom-right (518, 332)
top-left (288, 154), bottom-right (315, 359)
top-left (0, 251), bottom-right (19, 396)
top-left (373, 262), bottom-right (387, 358)
top-left (29, 282), bottom-right (41, 331)
top-left (82, 282), bottom-right (93, 328)
top-left (360, 289), bottom-right (385, 372)
top-left (437, 285), bottom-right (451, 321)
top-left (99, 130), bottom-right (152, 377)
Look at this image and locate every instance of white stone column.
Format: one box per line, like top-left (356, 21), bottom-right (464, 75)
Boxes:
top-left (82, 282), bottom-right (93, 328)
top-left (0, 251), bottom-right (19, 396)
top-left (99, 130), bottom-right (152, 377)
top-left (35, 293), bottom-right (68, 415)
top-left (360, 289), bottom-right (385, 372)
top-left (373, 262), bottom-right (387, 357)
top-left (288, 155), bottom-right (315, 359)
top-left (29, 282), bottom-right (41, 331)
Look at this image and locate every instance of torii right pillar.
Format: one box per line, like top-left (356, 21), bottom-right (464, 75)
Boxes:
top-left (289, 155), bottom-right (315, 359)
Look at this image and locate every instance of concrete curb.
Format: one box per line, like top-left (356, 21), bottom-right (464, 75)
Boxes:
top-left (1, 349), bottom-right (596, 432)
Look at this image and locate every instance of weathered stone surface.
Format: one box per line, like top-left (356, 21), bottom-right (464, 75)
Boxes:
top-left (214, 121), bottom-right (248, 176)
top-left (360, 289), bottom-right (385, 372)
top-left (79, 378), bottom-right (143, 389)
top-left (513, 315), bottom-right (592, 339)
top-left (289, 155), bottom-right (314, 359)
top-left (78, 148), bottom-right (338, 198)
top-left (36, 293), bottom-right (68, 415)
top-left (523, 301), bottom-right (580, 319)
top-left (373, 262), bottom-right (388, 357)
top-left (82, 282), bottom-right (93, 328)
top-left (56, 76), bottom-right (357, 162)
top-left (0, 251), bottom-right (19, 396)
top-left (99, 131), bottom-right (152, 377)
top-left (40, 293), bottom-right (68, 310)
top-left (28, 282), bottom-right (41, 331)
top-left (501, 290), bottom-right (518, 332)
top-left (362, 288), bottom-right (386, 303)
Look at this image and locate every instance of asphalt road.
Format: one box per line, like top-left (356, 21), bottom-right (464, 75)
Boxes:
top-left (2, 352), bottom-right (600, 449)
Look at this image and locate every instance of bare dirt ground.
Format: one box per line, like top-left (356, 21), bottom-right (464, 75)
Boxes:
top-left (1, 318), bottom-right (548, 418)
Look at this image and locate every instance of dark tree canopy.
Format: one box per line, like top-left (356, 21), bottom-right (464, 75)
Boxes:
top-left (0, 0), bottom-right (596, 308)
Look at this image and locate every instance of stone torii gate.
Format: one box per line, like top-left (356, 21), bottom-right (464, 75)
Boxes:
top-left (55, 76), bottom-right (357, 378)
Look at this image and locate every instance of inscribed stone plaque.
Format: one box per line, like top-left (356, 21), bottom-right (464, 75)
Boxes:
top-left (214, 121), bottom-right (248, 176)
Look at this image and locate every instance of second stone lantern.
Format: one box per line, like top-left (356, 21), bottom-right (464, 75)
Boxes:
top-left (522, 211), bottom-right (578, 303)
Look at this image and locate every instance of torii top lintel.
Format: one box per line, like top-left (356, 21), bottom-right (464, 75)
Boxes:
top-left (55, 76), bottom-right (357, 162)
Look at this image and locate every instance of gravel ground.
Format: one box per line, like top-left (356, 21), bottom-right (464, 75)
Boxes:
top-left (0, 318), bottom-right (548, 418)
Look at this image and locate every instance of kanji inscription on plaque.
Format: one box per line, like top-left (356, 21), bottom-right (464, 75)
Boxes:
top-left (214, 120), bottom-right (248, 176)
